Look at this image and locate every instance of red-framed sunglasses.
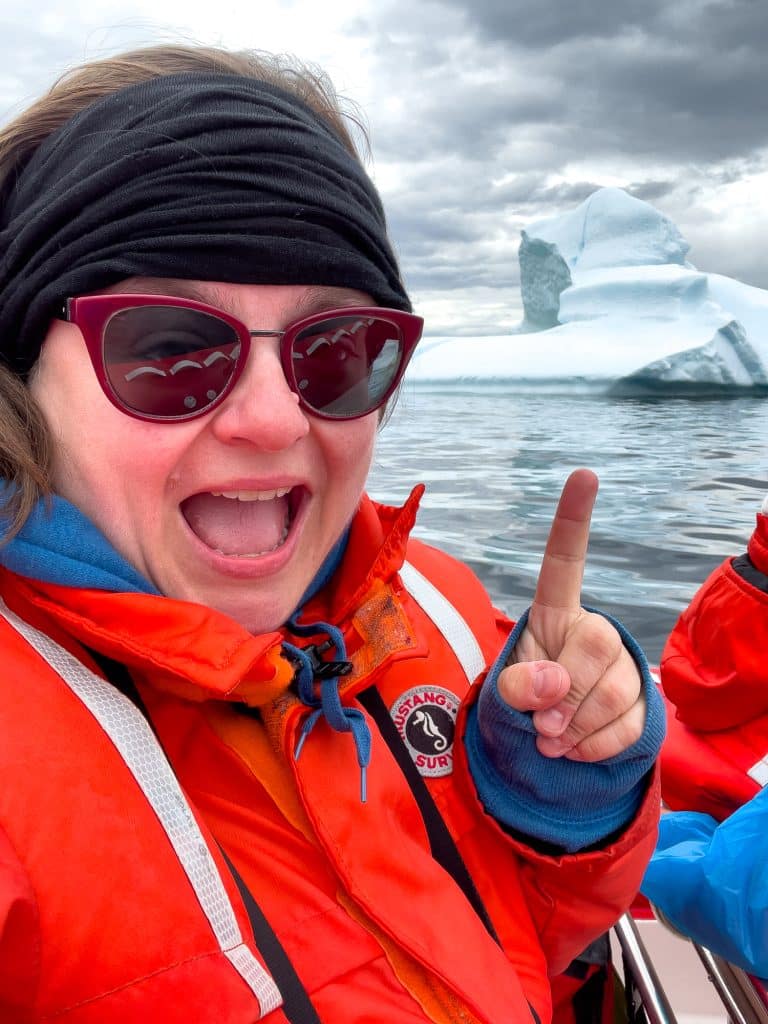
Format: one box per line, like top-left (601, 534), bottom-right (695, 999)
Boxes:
top-left (58, 294), bottom-right (424, 423)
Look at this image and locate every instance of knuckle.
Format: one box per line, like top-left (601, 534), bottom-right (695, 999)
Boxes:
top-left (570, 736), bottom-right (602, 762)
top-left (593, 677), bottom-right (632, 720)
top-left (578, 614), bottom-right (622, 669)
top-left (572, 704), bottom-right (645, 762)
top-left (559, 674), bottom-right (629, 741)
top-left (559, 713), bottom-right (589, 748)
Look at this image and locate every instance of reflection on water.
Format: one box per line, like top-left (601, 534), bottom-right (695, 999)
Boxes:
top-left (369, 383), bottom-right (768, 662)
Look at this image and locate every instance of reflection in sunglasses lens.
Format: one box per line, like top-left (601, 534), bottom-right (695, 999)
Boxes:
top-left (292, 316), bottom-right (402, 417)
top-left (103, 306), bottom-right (241, 418)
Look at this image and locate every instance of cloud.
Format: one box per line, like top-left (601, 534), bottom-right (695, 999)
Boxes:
top-left (437, 0), bottom-right (670, 47)
top-left (343, 0), bottom-right (768, 327)
top-left (0, 0), bottom-right (764, 332)
top-left (363, 0), bottom-right (768, 166)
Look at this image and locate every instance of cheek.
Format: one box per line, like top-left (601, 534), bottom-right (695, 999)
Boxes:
top-left (323, 417), bottom-right (377, 482)
top-left (30, 324), bottom-right (117, 456)
top-left (49, 424), bottom-right (162, 539)
top-left (29, 334), bottom-right (187, 526)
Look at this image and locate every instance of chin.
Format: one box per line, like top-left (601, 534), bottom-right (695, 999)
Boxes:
top-left (242, 615), bottom-right (285, 635)
top-left (219, 599), bottom-right (292, 636)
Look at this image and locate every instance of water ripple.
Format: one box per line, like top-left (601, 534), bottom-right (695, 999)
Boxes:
top-left (369, 384), bottom-right (768, 662)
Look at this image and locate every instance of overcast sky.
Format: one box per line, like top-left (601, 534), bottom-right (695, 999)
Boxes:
top-left (2, 0), bottom-right (766, 336)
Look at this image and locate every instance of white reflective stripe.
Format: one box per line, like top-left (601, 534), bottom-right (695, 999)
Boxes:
top-left (399, 560), bottom-right (486, 684)
top-left (0, 599), bottom-right (282, 1017)
top-left (747, 756), bottom-right (768, 788)
top-left (226, 944), bottom-right (281, 1008)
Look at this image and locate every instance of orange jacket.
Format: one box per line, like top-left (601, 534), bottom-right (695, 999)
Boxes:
top-left (660, 511), bottom-right (768, 819)
top-left (0, 489), bottom-right (660, 1024)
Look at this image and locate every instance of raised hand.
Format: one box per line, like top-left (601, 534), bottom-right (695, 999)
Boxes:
top-left (498, 469), bottom-right (646, 761)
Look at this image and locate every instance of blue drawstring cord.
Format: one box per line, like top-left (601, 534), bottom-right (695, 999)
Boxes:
top-left (284, 617), bottom-right (372, 802)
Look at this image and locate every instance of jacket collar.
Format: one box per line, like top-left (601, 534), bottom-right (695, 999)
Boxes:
top-left (299, 485), bottom-right (424, 625)
top-left (0, 487), bottom-right (425, 706)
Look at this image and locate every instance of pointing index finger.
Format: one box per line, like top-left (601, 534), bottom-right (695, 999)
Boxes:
top-left (533, 469), bottom-right (598, 612)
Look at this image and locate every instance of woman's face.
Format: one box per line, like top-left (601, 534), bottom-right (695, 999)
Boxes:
top-left (29, 280), bottom-right (379, 633)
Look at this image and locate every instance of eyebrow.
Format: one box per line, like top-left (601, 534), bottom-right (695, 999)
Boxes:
top-left (105, 279), bottom-right (373, 319)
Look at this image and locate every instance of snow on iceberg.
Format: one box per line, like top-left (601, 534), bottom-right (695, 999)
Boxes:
top-left (520, 186), bottom-right (692, 329)
top-left (407, 187), bottom-right (768, 391)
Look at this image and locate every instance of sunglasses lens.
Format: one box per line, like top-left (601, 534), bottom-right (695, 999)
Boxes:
top-left (102, 306), bottom-right (241, 419)
top-left (291, 315), bottom-right (404, 417)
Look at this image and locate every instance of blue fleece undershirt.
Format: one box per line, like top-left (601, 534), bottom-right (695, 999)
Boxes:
top-left (0, 488), bottom-right (347, 603)
top-left (464, 608), bottom-right (665, 852)
top-left (0, 492), bottom-right (159, 594)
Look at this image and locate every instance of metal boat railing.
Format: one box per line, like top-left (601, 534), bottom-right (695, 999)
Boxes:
top-left (614, 913), bottom-right (678, 1024)
top-left (613, 911), bottom-right (768, 1024)
top-left (693, 945), bottom-right (768, 1024)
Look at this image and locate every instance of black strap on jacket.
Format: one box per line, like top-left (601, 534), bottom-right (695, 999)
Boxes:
top-left (357, 685), bottom-right (540, 1024)
top-left (217, 846), bottom-right (322, 1024)
top-left (86, 649), bottom-right (321, 1024)
top-left (89, 649), bottom-right (538, 1023)
top-left (356, 684), bottom-right (501, 943)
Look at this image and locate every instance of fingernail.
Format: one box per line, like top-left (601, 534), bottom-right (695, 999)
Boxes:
top-left (533, 664), bottom-right (562, 698)
top-left (537, 707), bottom-right (566, 734)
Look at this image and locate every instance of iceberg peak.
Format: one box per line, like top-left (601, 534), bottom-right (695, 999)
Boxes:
top-left (408, 186), bottom-right (768, 393)
top-left (520, 187), bottom-right (692, 328)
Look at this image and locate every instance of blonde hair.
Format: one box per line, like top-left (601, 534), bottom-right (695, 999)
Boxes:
top-left (0, 44), bottom-right (368, 539)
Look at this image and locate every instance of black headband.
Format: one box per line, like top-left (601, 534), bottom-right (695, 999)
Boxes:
top-left (0, 72), bottom-right (410, 376)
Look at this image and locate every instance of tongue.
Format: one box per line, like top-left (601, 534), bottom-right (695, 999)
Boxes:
top-left (182, 493), bottom-right (289, 556)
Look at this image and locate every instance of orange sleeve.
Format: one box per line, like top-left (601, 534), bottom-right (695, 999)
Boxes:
top-left (452, 695), bottom-right (661, 977)
top-left (508, 766), bottom-right (661, 974)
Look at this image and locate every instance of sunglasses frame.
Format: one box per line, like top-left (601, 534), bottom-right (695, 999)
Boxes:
top-left (59, 293), bottom-right (424, 424)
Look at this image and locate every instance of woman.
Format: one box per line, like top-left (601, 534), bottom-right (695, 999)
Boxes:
top-left (0, 45), bottom-right (664, 1024)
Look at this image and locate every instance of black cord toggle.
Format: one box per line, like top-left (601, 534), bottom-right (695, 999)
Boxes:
top-left (301, 639), bottom-right (353, 680)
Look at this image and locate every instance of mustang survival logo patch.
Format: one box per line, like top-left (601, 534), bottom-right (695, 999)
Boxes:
top-left (390, 685), bottom-right (460, 777)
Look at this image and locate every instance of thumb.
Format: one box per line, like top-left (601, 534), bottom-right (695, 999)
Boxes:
top-left (497, 660), bottom-right (571, 715)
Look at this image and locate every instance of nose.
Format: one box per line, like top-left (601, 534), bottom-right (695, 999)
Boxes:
top-left (208, 339), bottom-right (310, 451)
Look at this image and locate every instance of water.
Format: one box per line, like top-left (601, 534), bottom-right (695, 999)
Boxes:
top-left (368, 382), bottom-right (768, 663)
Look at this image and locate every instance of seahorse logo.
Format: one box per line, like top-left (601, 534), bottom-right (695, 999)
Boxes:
top-left (412, 710), bottom-right (449, 751)
top-left (390, 685), bottom-right (460, 778)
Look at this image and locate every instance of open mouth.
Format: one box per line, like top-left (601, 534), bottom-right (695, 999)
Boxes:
top-left (180, 485), bottom-right (303, 558)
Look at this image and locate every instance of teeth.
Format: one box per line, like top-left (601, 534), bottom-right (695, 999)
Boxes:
top-left (210, 487), bottom-right (291, 501)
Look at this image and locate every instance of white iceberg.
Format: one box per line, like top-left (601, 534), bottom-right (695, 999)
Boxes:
top-left (407, 187), bottom-right (768, 391)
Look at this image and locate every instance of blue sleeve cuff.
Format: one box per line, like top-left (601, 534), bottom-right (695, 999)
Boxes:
top-left (464, 608), bottom-right (665, 852)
